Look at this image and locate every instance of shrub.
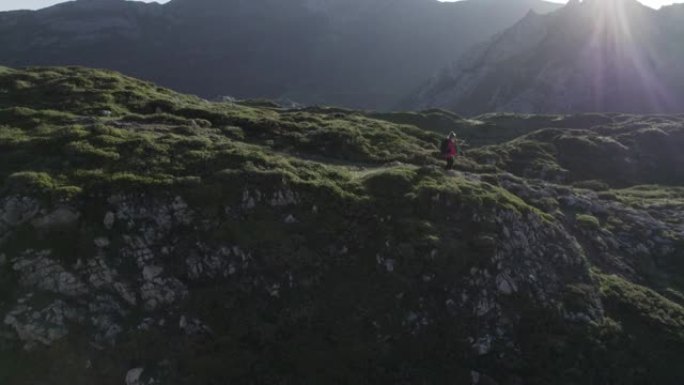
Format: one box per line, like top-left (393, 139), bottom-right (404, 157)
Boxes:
top-left (5, 171), bottom-right (56, 192)
top-left (576, 214), bottom-right (600, 229)
top-left (122, 113), bottom-right (190, 126)
top-left (535, 197), bottom-right (559, 212)
top-left (362, 168), bottom-right (416, 199)
top-left (599, 274), bottom-right (684, 340)
top-left (64, 140), bottom-right (120, 162)
top-left (573, 180), bottom-right (610, 191)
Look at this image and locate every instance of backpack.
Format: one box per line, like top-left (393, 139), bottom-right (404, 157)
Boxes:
top-left (440, 139), bottom-right (450, 155)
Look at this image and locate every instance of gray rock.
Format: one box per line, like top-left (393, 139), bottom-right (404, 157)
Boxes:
top-left (1, 197), bottom-right (40, 227)
top-left (473, 335), bottom-right (493, 355)
top-left (471, 371), bottom-right (481, 385)
top-left (4, 299), bottom-right (80, 348)
top-left (13, 251), bottom-right (87, 296)
top-left (270, 189), bottom-right (298, 207)
top-left (384, 259), bottom-right (396, 273)
top-left (496, 274), bottom-right (517, 295)
top-left (125, 368), bottom-right (144, 385)
top-left (142, 265), bottom-right (163, 281)
top-left (179, 315), bottom-right (212, 336)
top-left (185, 246), bottom-right (237, 280)
top-left (140, 276), bottom-right (188, 311)
top-left (103, 212), bottom-right (116, 230)
top-left (31, 207), bottom-right (80, 230)
top-left (94, 237), bottom-right (110, 248)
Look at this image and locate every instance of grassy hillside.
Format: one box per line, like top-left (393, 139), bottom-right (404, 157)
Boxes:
top-left (0, 67), bottom-right (683, 385)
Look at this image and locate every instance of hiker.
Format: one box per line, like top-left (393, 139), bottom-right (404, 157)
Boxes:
top-left (441, 132), bottom-right (459, 170)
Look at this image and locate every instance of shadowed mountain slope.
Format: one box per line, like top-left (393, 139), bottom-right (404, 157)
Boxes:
top-left (0, 0), bottom-right (560, 110)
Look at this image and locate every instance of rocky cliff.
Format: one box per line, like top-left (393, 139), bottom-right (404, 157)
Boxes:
top-left (1, 66), bottom-right (683, 384)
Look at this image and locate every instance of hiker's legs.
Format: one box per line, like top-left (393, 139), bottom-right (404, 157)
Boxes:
top-left (446, 157), bottom-right (454, 170)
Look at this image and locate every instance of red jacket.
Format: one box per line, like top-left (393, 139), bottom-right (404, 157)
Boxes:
top-left (445, 140), bottom-right (457, 158)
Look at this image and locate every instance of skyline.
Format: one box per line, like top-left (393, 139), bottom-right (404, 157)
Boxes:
top-left (444, 0), bottom-right (684, 7)
top-left (0, 0), bottom-right (169, 11)
top-left (0, 0), bottom-right (682, 11)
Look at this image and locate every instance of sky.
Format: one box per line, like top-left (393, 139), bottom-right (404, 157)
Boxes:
top-left (0, 0), bottom-right (682, 11)
top-left (0, 0), bottom-right (169, 11)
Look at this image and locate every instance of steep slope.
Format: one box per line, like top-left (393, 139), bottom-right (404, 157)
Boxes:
top-left (0, 0), bottom-right (561, 110)
top-left (413, 0), bottom-right (684, 115)
top-left (1, 67), bottom-right (684, 384)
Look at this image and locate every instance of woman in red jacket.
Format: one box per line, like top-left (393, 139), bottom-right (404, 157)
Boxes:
top-left (442, 132), bottom-right (458, 170)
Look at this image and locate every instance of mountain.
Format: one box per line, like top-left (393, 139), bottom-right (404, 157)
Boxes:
top-left (0, 0), bottom-right (561, 109)
top-left (412, 0), bottom-right (684, 115)
top-left (1, 66), bottom-right (684, 384)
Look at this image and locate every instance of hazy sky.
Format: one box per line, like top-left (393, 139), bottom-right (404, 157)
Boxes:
top-left (0, 0), bottom-right (169, 11)
top-left (0, 0), bottom-right (682, 11)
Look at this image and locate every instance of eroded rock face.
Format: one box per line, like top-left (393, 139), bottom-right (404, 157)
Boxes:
top-left (4, 298), bottom-right (81, 349)
top-left (125, 368), bottom-right (155, 385)
top-left (12, 250), bottom-right (87, 297)
top-left (31, 207), bottom-right (80, 231)
top-left (2, 195), bottom-right (200, 351)
top-left (0, 196), bottom-right (40, 244)
top-left (0, 171), bottom-right (682, 383)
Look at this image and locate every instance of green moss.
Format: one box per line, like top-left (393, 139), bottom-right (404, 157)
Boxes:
top-left (611, 185), bottom-right (684, 208)
top-left (605, 216), bottom-right (625, 231)
top-left (368, 110), bottom-right (570, 148)
top-left (533, 196), bottom-right (559, 213)
top-left (0, 125), bottom-right (28, 144)
top-left (573, 180), bottom-right (610, 191)
top-left (599, 274), bottom-right (684, 341)
top-left (64, 140), bottom-right (121, 162)
top-left (5, 171), bottom-right (57, 192)
top-left (0, 107), bottom-right (76, 128)
top-left (361, 167), bottom-right (416, 198)
top-left (557, 134), bottom-right (600, 149)
top-left (576, 214), bottom-right (600, 229)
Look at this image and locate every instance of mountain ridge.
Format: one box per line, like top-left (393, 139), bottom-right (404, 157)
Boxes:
top-left (0, 0), bottom-right (561, 110)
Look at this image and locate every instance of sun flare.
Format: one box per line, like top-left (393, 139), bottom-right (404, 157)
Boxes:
top-left (583, 0), bottom-right (673, 110)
